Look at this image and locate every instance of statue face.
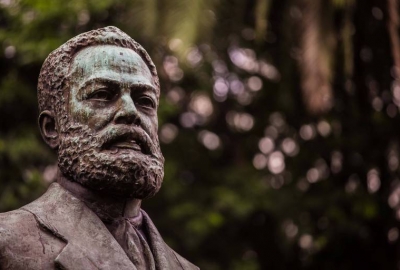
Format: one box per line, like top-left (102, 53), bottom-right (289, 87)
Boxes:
top-left (57, 45), bottom-right (164, 199)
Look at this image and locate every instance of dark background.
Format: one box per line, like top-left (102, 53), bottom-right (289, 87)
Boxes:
top-left (1, 0), bottom-right (400, 269)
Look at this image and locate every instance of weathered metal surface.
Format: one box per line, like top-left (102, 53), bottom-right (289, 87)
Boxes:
top-left (0, 26), bottom-right (198, 270)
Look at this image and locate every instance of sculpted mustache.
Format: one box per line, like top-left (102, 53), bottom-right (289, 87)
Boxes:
top-left (97, 126), bottom-right (161, 158)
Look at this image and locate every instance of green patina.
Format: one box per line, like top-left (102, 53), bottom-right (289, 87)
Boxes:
top-left (66, 45), bottom-right (156, 132)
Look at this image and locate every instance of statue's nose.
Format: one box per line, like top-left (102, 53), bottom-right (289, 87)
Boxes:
top-left (114, 94), bottom-right (141, 125)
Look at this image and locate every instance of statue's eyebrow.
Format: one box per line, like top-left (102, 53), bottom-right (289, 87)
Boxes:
top-left (78, 77), bottom-right (157, 95)
top-left (130, 83), bottom-right (158, 96)
top-left (78, 77), bottom-right (119, 92)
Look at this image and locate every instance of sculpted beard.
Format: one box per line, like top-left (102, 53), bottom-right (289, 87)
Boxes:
top-left (57, 121), bottom-right (165, 199)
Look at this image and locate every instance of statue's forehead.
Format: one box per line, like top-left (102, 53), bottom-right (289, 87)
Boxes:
top-left (69, 45), bottom-right (151, 80)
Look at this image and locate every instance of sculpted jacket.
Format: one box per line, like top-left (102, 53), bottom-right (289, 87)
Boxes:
top-left (0, 183), bottom-right (198, 270)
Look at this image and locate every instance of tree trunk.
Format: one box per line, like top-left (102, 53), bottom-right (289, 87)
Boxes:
top-left (298, 0), bottom-right (334, 115)
top-left (388, 0), bottom-right (400, 79)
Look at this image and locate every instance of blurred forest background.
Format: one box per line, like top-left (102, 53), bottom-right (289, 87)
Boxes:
top-left (1, 0), bottom-right (400, 269)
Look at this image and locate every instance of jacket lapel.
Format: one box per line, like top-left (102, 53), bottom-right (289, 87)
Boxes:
top-left (141, 210), bottom-right (199, 270)
top-left (22, 183), bottom-right (136, 270)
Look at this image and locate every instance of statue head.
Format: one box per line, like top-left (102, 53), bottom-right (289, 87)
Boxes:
top-left (38, 26), bottom-right (164, 199)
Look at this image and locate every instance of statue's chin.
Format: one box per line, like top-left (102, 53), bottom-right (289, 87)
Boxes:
top-left (75, 176), bottom-right (162, 199)
top-left (59, 157), bottom-right (163, 199)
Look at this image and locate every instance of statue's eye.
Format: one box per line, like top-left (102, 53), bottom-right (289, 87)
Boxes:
top-left (136, 96), bottom-right (155, 109)
top-left (88, 89), bottom-right (115, 101)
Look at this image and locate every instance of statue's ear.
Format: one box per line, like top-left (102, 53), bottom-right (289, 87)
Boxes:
top-left (39, 110), bottom-right (60, 149)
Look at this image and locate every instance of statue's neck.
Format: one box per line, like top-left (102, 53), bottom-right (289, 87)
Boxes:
top-left (56, 171), bottom-right (142, 221)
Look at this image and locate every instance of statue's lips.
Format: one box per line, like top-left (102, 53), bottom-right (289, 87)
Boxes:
top-left (111, 140), bottom-right (142, 151)
top-left (103, 134), bottom-right (151, 155)
top-left (98, 126), bottom-right (162, 159)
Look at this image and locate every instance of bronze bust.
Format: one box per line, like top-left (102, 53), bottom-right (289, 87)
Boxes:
top-left (0, 26), bottom-right (198, 270)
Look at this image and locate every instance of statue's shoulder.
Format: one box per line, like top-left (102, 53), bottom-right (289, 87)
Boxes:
top-left (0, 185), bottom-right (56, 243)
top-left (0, 208), bottom-right (37, 242)
top-left (0, 183), bottom-right (63, 246)
top-left (0, 186), bottom-right (55, 240)
top-left (0, 208), bottom-right (40, 266)
top-left (0, 198), bottom-right (66, 269)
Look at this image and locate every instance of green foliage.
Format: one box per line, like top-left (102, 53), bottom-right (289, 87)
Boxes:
top-left (1, 0), bottom-right (399, 269)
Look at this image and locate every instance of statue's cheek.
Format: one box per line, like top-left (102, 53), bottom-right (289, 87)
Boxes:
top-left (69, 101), bottom-right (114, 131)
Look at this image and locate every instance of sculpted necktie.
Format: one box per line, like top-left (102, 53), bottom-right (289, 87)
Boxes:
top-left (74, 189), bottom-right (156, 270)
top-left (107, 212), bottom-right (156, 270)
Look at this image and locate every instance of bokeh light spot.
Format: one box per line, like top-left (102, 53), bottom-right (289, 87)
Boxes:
top-left (268, 151), bottom-right (285, 174)
top-left (317, 120), bottom-right (331, 137)
top-left (160, 123), bottom-right (179, 144)
top-left (226, 111), bottom-right (255, 132)
top-left (190, 93), bottom-right (213, 118)
top-left (180, 112), bottom-right (197, 128)
top-left (258, 137), bottom-right (275, 154)
top-left (247, 76), bottom-right (263, 91)
top-left (299, 234), bottom-right (313, 249)
top-left (281, 138), bottom-right (299, 157)
top-left (198, 130), bottom-right (221, 150)
top-left (166, 87), bottom-right (185, 105)
top-left (299, 124), bottom-right (316, 140)
top-left (253, 153), bottom-right (268, 170)
top-left (4, 46), bottom-right (16, 59)
top-left (367, 169), bottom-right (381, 193)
